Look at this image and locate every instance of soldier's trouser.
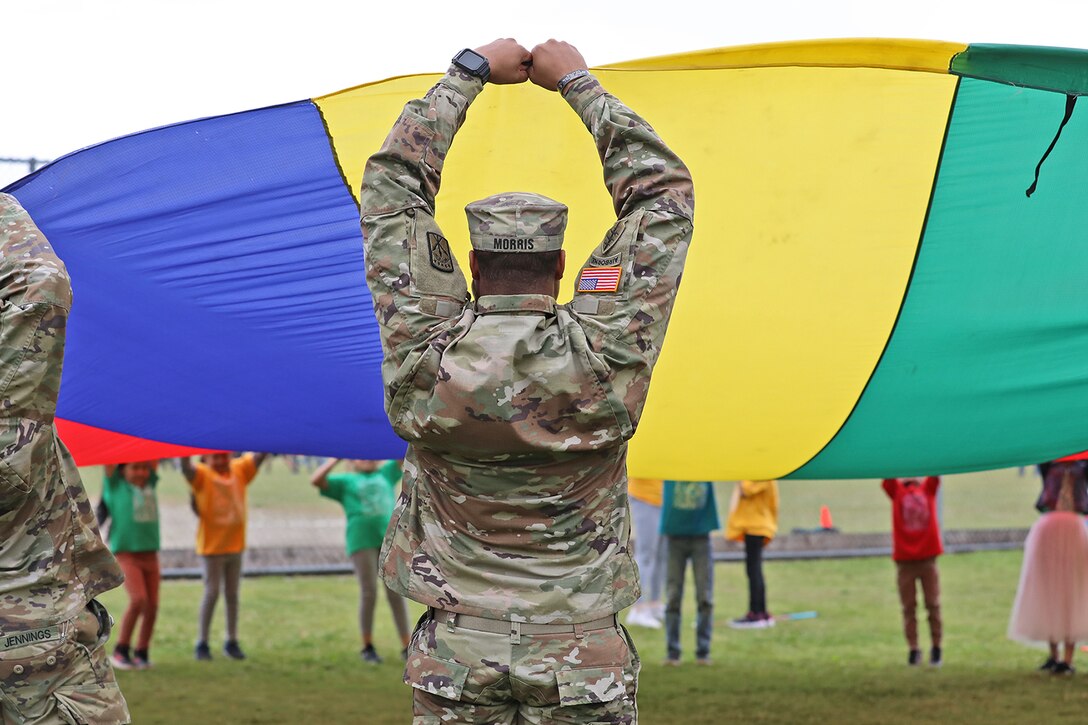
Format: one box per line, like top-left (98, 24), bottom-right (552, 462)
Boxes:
top-left (0, 600), bottom-right (130, 724)
top-left (405, 609), bottom-right (640, 724)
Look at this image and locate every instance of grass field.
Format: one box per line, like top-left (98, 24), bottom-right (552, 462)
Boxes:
top-left (98, 549), bottom-right (1088, 724)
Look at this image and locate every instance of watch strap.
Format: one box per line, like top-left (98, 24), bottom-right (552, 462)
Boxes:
top-left (557, 69), bottom-right (590, 93)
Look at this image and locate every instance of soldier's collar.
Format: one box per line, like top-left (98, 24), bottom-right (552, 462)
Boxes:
top-left (474, 294), bottom-right (556, 315)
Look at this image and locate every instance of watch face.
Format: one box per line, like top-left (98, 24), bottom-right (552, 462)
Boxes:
top-left (455, 49), bottom-right (488, 76)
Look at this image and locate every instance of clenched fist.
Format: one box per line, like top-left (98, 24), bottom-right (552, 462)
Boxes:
top-left (475, 38), bottom-right (532, 85)
top-left (528, 40), bottom-right (588, 91)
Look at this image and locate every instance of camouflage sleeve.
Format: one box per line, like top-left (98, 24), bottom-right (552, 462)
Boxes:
top-left (359, 68), bottom-right (483, 369)
top-left (0, 194), bottom-right (72, 413)
top-left (562, 76), bottom-right (695, 427)
top-left (0, 194), bottom-right (73, 509)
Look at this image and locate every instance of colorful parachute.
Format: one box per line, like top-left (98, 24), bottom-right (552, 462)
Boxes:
top-left (6, 39), bottom-right (1088, 480)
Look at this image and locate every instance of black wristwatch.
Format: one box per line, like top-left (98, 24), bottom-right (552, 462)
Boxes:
top-left (452, 48), bottom-right (490, 83)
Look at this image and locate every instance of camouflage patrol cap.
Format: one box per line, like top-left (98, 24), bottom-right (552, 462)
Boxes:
top-left (465, 193), bottom-right (567, 253)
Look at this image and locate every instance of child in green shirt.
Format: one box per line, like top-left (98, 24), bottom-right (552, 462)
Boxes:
top-left (98, 461), bottom-right (161, 670)
top-left (311, 459), bottom-right (411, 663)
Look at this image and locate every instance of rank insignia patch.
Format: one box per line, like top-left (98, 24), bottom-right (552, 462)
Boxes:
top-left (577, 266), bottom-right (622, 293)
top-left (428, 232), bottom-right (454, 273)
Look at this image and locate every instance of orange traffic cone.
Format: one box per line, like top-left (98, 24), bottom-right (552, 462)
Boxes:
top-left (819, 505), bottom-right (834, 530)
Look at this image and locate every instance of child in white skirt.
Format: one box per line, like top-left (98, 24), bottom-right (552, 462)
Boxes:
top-left (1008, 460), bottom-right (1088, 675)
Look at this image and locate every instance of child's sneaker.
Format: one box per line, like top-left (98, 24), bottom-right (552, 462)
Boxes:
top-left (194, 641), bottom-right (212, 661)
top-left (1040, 657), bottom-right (1059, 672)
top-left (132, 649), bottom-right (152, 670)
top-left (1053, 662), bottom-right (1076, 676)
top-left (625, 606), bottom-right (662, 629)
top-left (223, 640), bottom-right (246, 660)
top-left (908, 649), bottom-right (922, 666)
top-left (111, 646), bottom-right (135, 671)
top-left (929, 647), bottom-right (942, 668)
top-left (728, 612), bottom-right (772, 629)
top-left (361, 644), bottom-right (383, 664)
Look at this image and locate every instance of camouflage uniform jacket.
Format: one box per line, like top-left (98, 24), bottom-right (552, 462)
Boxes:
top-left (361, 70), bottom-right (694, 624)
top-left (0, 194), bottom-right (124, 631)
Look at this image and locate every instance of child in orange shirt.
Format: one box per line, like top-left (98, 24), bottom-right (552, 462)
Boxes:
top-left (181, 452), bottom-right (268, 661)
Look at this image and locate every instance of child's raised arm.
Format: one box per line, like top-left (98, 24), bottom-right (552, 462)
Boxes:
top-left (179, 456), bottom-right (197, 484)
top-left (310, 458), bottom-right (341, 491)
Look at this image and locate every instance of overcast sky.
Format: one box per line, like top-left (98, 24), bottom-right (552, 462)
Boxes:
top-left (5, 0), bottom-right (1088, 186)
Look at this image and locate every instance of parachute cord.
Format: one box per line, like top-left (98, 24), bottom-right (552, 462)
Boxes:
top-left (1026, 94), bottom-right (1077, 198)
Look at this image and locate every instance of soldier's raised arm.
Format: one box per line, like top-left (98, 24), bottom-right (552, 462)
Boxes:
top-left (0, 194), bottom-right (72, 419)
top-left (360, 39), bottom-right (532, 366)
top-left (0, 194), bottom-right (73, 510)
top-left (531, 41), bottom-right (695, 426)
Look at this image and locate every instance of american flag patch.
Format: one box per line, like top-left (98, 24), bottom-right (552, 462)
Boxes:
top-left (577, 266), bottom-right (622, 293)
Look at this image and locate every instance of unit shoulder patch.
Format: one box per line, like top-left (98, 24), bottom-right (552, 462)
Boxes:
top-left (601, 223), bottom-right (626, 254)
top-left (428, 232), bottom-right (455, 273)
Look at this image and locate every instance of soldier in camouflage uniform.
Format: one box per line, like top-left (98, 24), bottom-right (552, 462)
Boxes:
top-left (0, 194), bottom-right (130, 724)
top-left (361, 38), bottom-right (694, 723)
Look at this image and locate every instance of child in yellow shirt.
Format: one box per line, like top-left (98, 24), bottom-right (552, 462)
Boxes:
top-left (726, 480), bottom-right (779, 628)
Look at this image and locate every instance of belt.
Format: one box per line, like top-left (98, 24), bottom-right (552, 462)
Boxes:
top-left (429, 608), bottom-right (616, 645)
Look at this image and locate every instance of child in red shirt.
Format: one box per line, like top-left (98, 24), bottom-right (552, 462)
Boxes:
top-left (882, 476), bottom-right (943, 667)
